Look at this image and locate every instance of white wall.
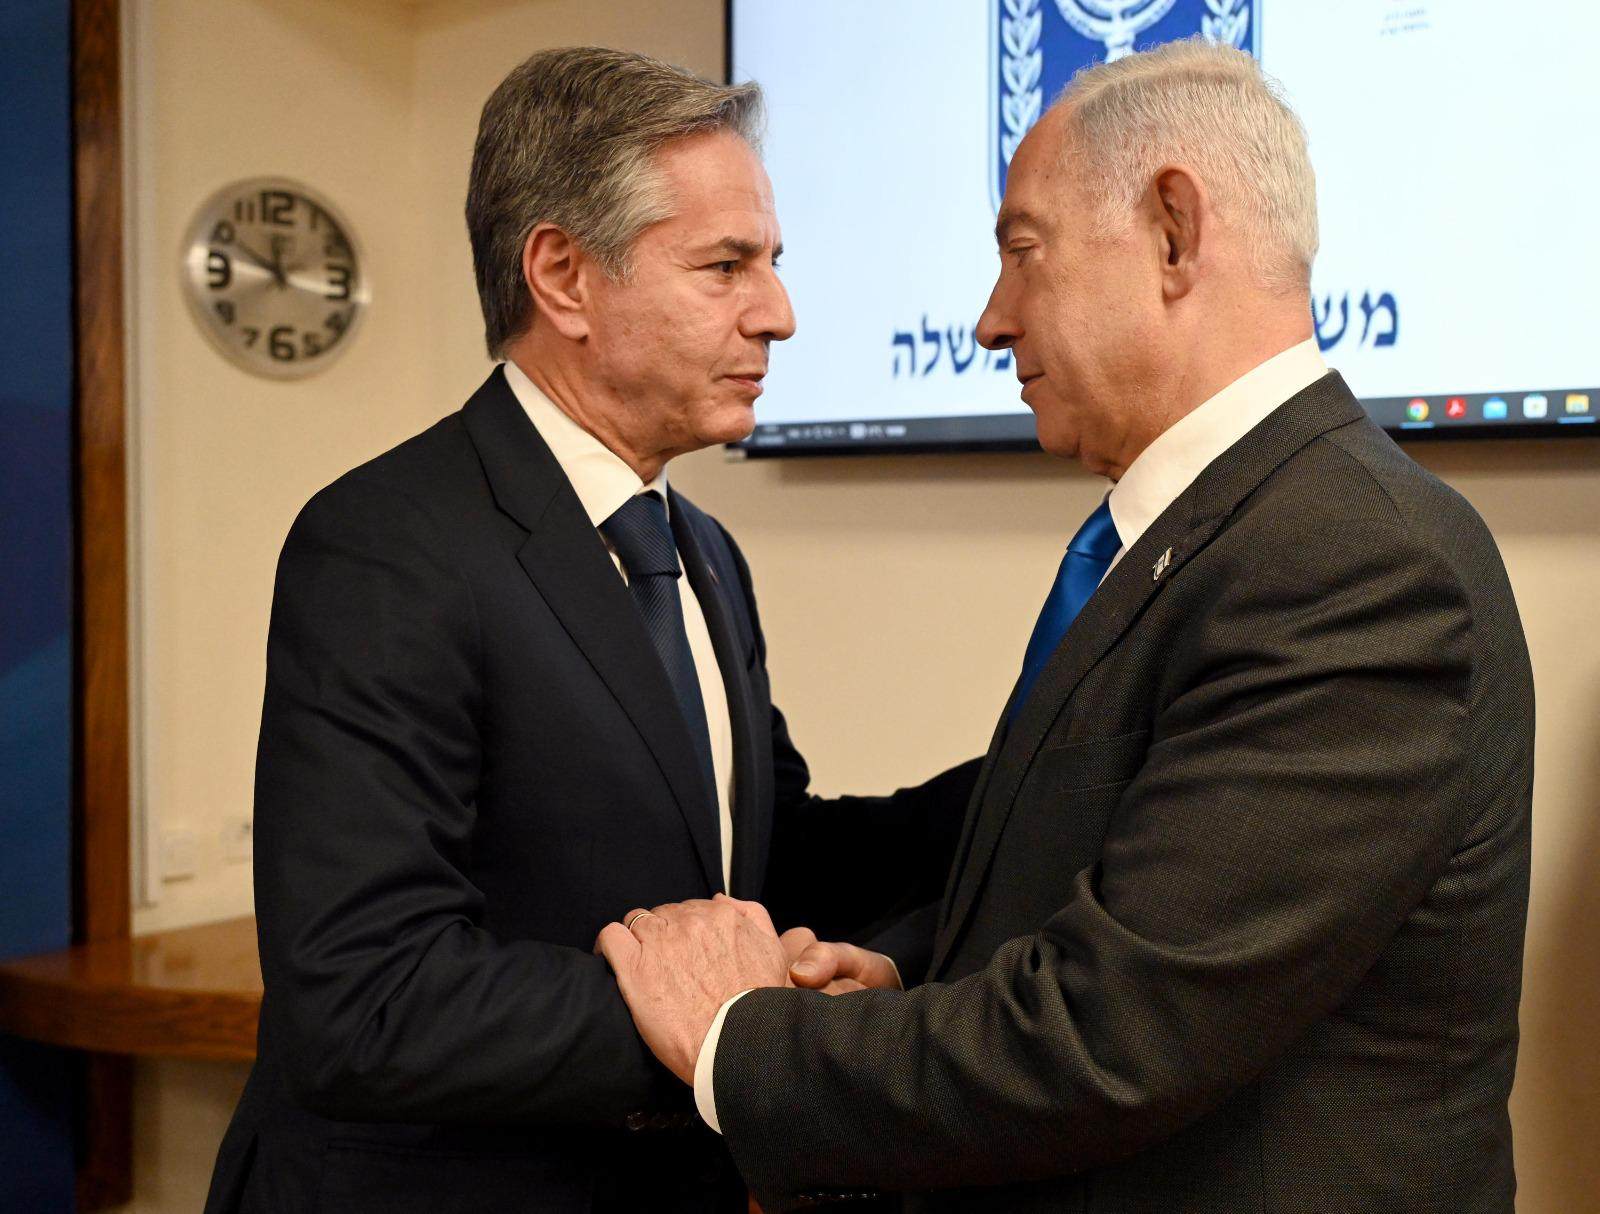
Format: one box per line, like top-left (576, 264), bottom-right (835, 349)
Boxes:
top-left (116, 1), bottom-right (1600, 1209)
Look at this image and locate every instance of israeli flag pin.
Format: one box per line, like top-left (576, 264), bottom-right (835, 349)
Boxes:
top-left (1152, 547), bottom-right (1172, 582)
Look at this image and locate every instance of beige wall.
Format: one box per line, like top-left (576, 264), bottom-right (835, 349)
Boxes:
top-left (116, 0), bottom-right (1599, 1209)
top-left (127, 0), bottom-right (431, 929)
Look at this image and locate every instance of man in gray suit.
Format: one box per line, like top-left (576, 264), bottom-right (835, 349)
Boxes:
top-left (597, 39), bottom-right (1533, 1213)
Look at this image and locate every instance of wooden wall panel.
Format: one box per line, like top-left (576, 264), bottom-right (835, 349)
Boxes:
top-left (72, 0), bottom-right (133, 1206)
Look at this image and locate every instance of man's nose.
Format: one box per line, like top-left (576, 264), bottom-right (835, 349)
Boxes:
top-left (746, 267), bottom-right (797, 342)
top-left (975, 278), bottom-right (1016, 351)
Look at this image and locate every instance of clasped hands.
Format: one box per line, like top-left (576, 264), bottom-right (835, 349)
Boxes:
top-left (596, 893), bottom-right (898, 1084)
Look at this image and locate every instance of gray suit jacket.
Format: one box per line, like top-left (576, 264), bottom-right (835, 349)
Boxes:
top-left (714, 373), bottom-right (1533, 1212)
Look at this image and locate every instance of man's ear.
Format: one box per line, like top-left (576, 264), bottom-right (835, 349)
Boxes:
top-left (1148, 165), bottom-right (1206, 303)
top-left (521, 223), bottom-right (592, 341)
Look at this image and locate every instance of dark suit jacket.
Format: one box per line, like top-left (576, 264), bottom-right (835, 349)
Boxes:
top-left (203, 368), bottom-right (979, 1214)
top-left (714, 373), bottom-right (1534, 1213)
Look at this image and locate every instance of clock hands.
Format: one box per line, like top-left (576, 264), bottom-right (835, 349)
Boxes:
top-left (234, 239), bottom-right (286, 287)
top-left (235, 235), bottom-right (346, 299)
top-left (267, 235), bottom-right (293, 289)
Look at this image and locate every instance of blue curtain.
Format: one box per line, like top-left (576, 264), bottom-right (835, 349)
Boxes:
top-left (1, 0), bottom-right (80, 1207)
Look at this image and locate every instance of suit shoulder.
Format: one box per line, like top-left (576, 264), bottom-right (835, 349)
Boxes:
top-left (1234, 417), bottom-right (1491, 561)
top-left (1320, 418), bottom-right (1486, 531)
top-left (291, 410), bottom-right (480, 543)
top-left (1194, 424), bottom-right (1471, 622)
top-left (1215, 419), bottom-right (1525, 675)
top-left (1315, 421), bottom-right (1513, 600)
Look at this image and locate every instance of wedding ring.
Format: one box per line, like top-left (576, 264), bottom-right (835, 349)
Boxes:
top-left (624, 910), bottom-right (659, 932)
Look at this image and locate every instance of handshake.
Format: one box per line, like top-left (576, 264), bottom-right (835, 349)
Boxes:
top-left (595, 893), bottom-right (899, 1085)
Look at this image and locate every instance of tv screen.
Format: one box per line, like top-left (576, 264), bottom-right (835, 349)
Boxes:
top-left (728, 1), bottom-right (1599, 455)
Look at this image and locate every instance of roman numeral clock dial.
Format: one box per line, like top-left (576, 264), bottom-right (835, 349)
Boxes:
top-left (181, 178), bottom-right (368, 378)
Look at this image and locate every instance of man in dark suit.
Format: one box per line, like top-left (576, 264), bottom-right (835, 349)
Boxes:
top-left (203, 48), bottom-right (977, 1214)
top-left (599, 41), bottom-right (1534, 1212)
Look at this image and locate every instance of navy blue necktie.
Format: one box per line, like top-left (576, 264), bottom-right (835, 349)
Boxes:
top-left (1010, 498), bottom-right (1122, 720)
top-left (601, 492), bottom-right (717, 807)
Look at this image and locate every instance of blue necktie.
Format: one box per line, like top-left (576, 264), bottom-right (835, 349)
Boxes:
top-left (601, 492), bottom-right (717, 807)
top-left (1010, 498), bottom-right (1121, 720)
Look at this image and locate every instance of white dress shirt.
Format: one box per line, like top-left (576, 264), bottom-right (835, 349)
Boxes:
top-left (692, 338), bottom-right (1329, 1134)
top-left (500, 360), bottom-right (736, 892)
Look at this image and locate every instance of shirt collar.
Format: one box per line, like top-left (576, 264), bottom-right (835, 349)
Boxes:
top-left (1107, 339), bottom-right (1327, 558)
top-left (500, 359), bottom-right (668, 527)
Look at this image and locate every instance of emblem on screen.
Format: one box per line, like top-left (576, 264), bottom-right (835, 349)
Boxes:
top-left (993, 0), bottom-right (1259, 210)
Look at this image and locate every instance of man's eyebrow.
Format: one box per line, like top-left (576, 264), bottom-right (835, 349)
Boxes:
top-left (695, 236), bottom-right (783, 260)
top-left (994, 209), bottom-right (1040, 247)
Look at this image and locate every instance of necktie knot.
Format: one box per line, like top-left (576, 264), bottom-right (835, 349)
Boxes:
top-left (1067, 499), bottom-right (1121, 562)
top-left (601, 492), bottom-right (680, 580)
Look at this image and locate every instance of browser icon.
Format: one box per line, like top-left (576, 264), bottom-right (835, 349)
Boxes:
top-left (1522, 393), bottom-right (1549, 419)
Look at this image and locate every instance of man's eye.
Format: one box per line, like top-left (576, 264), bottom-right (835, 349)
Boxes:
top-left (714, 260), bottom-right (737, 274)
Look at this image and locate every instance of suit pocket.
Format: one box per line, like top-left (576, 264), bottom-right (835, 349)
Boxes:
top-left (317, 1142), bottom-right (592, 1214)
top-left (1033, 728), bottom-right (1150, 792)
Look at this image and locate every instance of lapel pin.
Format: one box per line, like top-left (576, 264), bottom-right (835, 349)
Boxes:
top-left (1152, 547), bottom-right (1172, 581)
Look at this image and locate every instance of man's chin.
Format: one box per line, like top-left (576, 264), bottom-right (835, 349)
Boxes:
top-left (1033, 417), bottom-right (1080, 462)
top-left (696, 404), bottom-right (758, 449)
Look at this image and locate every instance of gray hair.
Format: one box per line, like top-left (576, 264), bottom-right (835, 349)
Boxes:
top-left (1054, 38), bottom-right (1318, 293)
top-left (467, 47), bottom-right (764, 357)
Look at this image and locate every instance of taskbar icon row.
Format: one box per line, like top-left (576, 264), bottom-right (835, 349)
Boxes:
top-left (1372, 389), bottom-right (1596, 429)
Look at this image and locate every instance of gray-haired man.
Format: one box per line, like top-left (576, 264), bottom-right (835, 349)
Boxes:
top-left (602, 40), bottom-right (1533, 1213)
top-left (203, 47), bottom-right (978, 1214)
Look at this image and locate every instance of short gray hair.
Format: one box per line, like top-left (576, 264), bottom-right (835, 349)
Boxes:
top-left (1055, 38), bottom-right (1318, 292)
top-left (467, 47), bottom-right (764, 357)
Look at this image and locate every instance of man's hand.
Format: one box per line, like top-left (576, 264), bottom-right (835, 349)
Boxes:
top-left (780, 926), bottom-right (902, 994)
top-left (596, 894), bottom-right (788, 1084)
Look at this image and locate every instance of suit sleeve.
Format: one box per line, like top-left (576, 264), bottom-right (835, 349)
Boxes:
top-left (712, 508), bottom-right (1483, 1206)
top-left (711, 521), bottom-right (981, 945)
top-left (254, 474), bottom-right (678, 1126)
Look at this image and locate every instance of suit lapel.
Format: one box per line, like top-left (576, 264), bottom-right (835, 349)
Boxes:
top-left (672, 498), bottom-right (766, 898)
top-left (929, 373), bottom-right (1367, 979)
top-left (462, 369), bottom-right (722, 891)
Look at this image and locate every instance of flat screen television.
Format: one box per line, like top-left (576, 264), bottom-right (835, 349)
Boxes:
top-left (727, 1), bottom-right (1599, 455)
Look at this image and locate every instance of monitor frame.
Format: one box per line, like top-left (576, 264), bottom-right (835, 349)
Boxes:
top-left (722, 1), bottom-right (1597, 458)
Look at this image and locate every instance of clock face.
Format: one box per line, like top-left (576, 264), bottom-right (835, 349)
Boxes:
top-left (181, 178), bottom-right (367, 379)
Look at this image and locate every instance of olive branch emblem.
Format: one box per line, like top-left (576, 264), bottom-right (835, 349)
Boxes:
top-left (999, 0), bottom-right (1044, 166)
top-left (1202, 0), bottom-right (1251, 49)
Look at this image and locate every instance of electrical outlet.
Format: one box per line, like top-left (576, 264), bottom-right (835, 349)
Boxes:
top-left (221, 817), bottom-right (254, 864)
top-left (160, 829), bottom-right (198, 882)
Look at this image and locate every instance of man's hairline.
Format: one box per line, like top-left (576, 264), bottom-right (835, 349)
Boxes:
top-left (594, 128), bottom-right (780, 272)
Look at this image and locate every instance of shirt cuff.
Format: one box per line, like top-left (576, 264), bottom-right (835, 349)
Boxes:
top-left (691, 956), bottom-right (902, 1134)
top-left (693, 989), bottom-right (752, 1134)
top-left (881, 954), bottom-right (905, 990)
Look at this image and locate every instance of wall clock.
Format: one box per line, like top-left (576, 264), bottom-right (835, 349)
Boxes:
top-left (180, 177), bottom-right (368, 378)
